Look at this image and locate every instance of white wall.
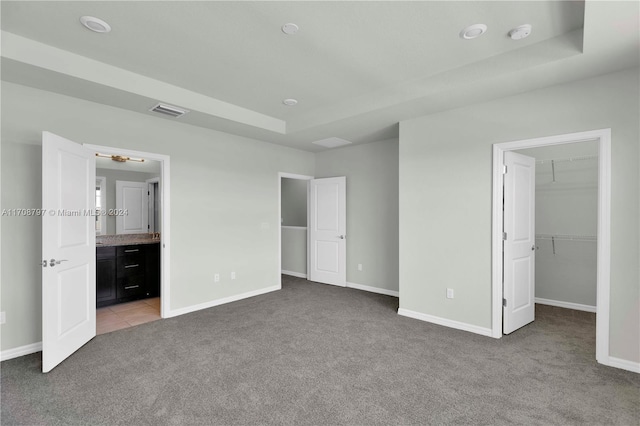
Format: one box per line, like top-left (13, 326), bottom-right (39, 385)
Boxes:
top-left (0, 82), bottom-right (315, 352)
top-left (399, 68), bottom-right (639, 364)
top-left (315, 139), bottom-right (399, 293)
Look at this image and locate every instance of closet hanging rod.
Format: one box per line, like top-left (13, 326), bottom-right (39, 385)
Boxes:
top-left (535, 233), bottom-right (597, 242)
top-left (536, 155), bottom-right (598, 165)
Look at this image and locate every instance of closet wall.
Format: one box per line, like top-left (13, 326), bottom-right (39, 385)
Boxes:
top-left (516, 141), bottom-right (599, 309)
top-left (281, 178), bottom-right (308, 276)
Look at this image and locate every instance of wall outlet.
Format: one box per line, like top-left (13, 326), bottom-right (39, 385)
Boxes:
top-left (357, 264), bottom-right (363, 271)
top-left (0, 312), bottom-right (5, 324)
top-left (231, 271), bottom-right (236, 280)
top-left (214, 273), bottom-right (220, 283)
top-left (446, 288), bottom-right (454, 299)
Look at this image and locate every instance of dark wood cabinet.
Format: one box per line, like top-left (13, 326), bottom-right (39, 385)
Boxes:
top-left (96, 247), bottom-right (117, 305)
top-left (145, 242), bottom-right (160, 298)
top-left (96, 243), bottom-right (160, 307)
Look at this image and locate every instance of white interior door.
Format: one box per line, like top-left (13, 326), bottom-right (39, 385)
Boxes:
top-left (309, 177), bottom-right (346, 286)
top-left (115, 181), bottom-right (149, 234)
top-left (503, 151), bottom-right (536, 334)
top-left (42, 131), bottom-right (96, 372)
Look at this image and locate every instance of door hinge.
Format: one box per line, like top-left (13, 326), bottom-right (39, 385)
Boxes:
top-left (502, 232), bottom-right (507, 241)
top-left (503, 298), bottom-right (507, 307)
top-left (503, 165), bottom-right (507, 174)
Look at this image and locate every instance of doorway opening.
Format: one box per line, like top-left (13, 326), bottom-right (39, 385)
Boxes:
top-left (87, 144), bottom-right (171, 326)
top-left (491, 129), bottom-right (611, 366)
top-left (278, 173), bottom-right (313, 282)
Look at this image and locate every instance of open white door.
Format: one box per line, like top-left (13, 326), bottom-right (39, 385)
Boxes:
top-left (115, 181), bottom-right (149, 234)
top-left (503, 151), bottom-right (536, 334)
top-left (42, 132), bottom-right (96, 372)
top-left (309, 177), bottom-right (346, 287)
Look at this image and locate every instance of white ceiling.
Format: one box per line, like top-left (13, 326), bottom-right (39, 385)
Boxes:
top-left (1, 1), bottom-right (638, 152)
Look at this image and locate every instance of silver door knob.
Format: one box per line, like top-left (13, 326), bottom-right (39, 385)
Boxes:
top-left (531, 245), bottom-right (535, 251)
top-left (49, 259), bottom-right (68, 267)
top-left (338, 235), bottom-right (346, 239)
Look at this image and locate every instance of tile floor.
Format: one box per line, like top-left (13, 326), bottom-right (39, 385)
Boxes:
top-left (96, 298), bottom-right (161, 335)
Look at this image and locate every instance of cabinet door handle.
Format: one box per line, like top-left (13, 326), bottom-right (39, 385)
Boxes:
top-left (124, 285), bottom-right (140, 290)
top-left (124, 249), bottom-right (139, 253)
top-left (124, 264), bottom-right (139, 269)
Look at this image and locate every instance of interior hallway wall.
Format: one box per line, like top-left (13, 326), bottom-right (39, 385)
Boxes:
top-left (281, 178), bottom-right (308, 276)
top-left (315, 139), bottom-right (399, 294)
top-left (399, 68), bottom-right (639, 364)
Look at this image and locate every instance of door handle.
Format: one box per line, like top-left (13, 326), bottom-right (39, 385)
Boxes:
top-left (338, 235), bottom-right (346, 239)
top-left (49, 259), bottom-right (68, 267)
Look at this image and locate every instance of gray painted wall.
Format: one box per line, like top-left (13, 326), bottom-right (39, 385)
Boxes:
top-left (96, 168), bottom-right (160, 236)
top-left (315, 139), bottom-right (399, 293)
top-left (516, 142), bottom-right (598, 307)
top-left (281, 178), bottom-right (307, 227)
top-left (399, 68), bottom-right (639, 363)
top-left (0, 82), bottom-right (315, 352)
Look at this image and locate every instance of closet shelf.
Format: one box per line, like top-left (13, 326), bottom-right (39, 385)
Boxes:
top-left (535, 155), bottom-right (598, 164)
top-left (535, 233), bottom-right (596, 242)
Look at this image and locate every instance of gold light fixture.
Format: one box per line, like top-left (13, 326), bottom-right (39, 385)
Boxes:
top-left (95, 153), bottom-right (144, 163)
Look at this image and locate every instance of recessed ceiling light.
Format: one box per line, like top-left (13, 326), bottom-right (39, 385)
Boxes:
top-left (282, 98), bottom-right (298, 106)
top-left (282, 23), bottom-right (299, 35)
top-left (459, 24), bottom-right (487, 40)
top-left (509, 24), bottom-right (532, 40)
top-left (80, 16), bottom-right (111, 33)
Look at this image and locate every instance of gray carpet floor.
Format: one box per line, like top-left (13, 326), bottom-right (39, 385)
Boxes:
top-left (1, 275), bottom-right (639, 425)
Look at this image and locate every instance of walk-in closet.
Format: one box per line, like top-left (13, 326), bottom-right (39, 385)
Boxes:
top-left (517, 140), bottom-right (599, 312)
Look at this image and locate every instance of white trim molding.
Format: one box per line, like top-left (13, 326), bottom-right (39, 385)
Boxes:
top-left (606, 357), bottom-right (640, 374)
top-left (398, 308), bottom-right (493, 337)
top-left (282, 270), bottom-right (307, 279)
top-left (347, 282), bottom-right (399, 297)
top-left (165, 285), bottom-right (280, 318)
top-left (1, 342), bottom-right (42, 361)
top-left (491, 128), bottom-right (611, 364)
top-left (535, 298), bottom-right (596, 313)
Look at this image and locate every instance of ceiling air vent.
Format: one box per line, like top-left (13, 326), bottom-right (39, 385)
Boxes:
top-left (311, 137), bottom-right (352, 148)
top-left (149, 103), bottom-right (189, 118)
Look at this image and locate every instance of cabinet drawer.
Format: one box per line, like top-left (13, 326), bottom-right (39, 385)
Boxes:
top-left (117, 255), bottom-right (144, 276)
top-left (97, 246), bottom-right (116, 259)
top-left (117, 275), bottom-right (145, 298)
top-left (116, 245), bottom-right (144, 256)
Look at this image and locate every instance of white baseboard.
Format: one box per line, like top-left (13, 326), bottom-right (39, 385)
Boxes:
top-left (166, 285), bottom-right (280, 318)
top-left (398, 308), bottom-right (493, 337)
top-left (281, 270), bottom-right (307, 279)
top-left (535, 297), bottom-right (596, 313)
top-left (346, 282), bottom-right (399, 297)
top-left (1, 342), bottom-right (42, 362)
top-left (605, 356), bottom-right (640, 374)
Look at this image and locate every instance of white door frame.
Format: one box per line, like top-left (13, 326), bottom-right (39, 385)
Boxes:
top-left (85, 144), bottom-right (171, 319)
top-left (491, 129), bottom-right (611, 366)
top-left (146, 177), bottom-right (160, 233)
top-left (278, 172), bottom-right (314, 285)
